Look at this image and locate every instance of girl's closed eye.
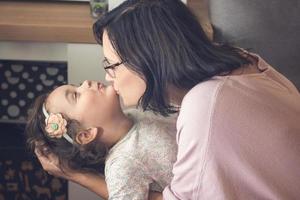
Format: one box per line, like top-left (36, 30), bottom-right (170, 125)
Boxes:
top-left (73, 91), bottom-right (78, 102)
top-left (70, 84), bottom-right (79, 102)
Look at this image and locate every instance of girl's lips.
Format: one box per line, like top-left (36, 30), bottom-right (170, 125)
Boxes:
top-left (97, 82), bottom-right (105, 92)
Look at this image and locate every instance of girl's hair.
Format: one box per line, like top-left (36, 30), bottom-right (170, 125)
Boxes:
top-left (26, 93), bottom-right (107, 173)
top-left (93, 0), bottom-right (252, 116)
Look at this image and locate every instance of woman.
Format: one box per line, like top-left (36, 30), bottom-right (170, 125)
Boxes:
top-left (37, 0), bottom-right (300, 199)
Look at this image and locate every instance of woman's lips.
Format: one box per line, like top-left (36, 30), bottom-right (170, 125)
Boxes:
top-left (111, 84), bottom-right (119, 94)
top-left (97, 82), bottom-right (119, 95)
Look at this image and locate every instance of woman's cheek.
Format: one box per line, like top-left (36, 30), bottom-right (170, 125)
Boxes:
top-left (127, 87), bottom-right (146, 107)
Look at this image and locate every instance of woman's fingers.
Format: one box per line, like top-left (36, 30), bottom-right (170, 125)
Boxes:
top-left (34, 148), bottom-right (57, 174)
top-left (34, 147), bottom-right (73, 180)
top-left (47, 152), bottom-right (59, 164)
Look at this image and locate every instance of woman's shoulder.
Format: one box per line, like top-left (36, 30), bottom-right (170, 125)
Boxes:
top-left (177, 78), bottom-right (227, 135)
top-left (182, 77), bottom-right (226, 110)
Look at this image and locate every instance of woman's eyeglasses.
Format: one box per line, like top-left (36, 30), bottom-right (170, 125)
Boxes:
top-left (103, 58), bottom-right (124, 78)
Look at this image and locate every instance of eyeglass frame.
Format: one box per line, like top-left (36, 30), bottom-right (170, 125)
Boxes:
top-left (103, 59), bottom-right (125, 78)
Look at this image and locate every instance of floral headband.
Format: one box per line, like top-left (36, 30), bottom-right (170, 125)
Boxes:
top-left (42, 104), bottom-right (74, 144)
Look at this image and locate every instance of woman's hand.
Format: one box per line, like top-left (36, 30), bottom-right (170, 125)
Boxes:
top-left (34, 148), bottom-right (74, 180)
top-left (34, 147), bottom-right (109, 199)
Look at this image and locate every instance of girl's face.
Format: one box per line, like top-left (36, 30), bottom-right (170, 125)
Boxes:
top-left (46, 80), bottom-right (122, 129)
top-left (102, 31), bottom-right (146, 107)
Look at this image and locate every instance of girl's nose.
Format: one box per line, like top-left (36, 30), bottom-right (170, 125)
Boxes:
top-left (80, 80), bottom-right (91, 89)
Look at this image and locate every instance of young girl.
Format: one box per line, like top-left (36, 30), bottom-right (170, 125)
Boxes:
top-left (26, 80), bottom-right (177, 200)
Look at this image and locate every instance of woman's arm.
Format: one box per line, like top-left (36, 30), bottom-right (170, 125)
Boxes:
top-left (35, 149), bottom-right (109, 199)
top-left (70, 171), bottom-right (108, 199)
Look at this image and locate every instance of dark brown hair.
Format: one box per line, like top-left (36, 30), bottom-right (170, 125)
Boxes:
top-left (93, 0), bottom-right (252, 116)
top-left (26, 93), bottom-right (107, 173)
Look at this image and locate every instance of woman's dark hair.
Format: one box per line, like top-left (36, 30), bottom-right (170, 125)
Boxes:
top-left (93, 0), bottom-right (252, 116)
top-left (26, 94), bottom-right (107, 173)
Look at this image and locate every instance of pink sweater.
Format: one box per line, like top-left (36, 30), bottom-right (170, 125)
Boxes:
top-left (163, 55), bottom-right (300, 199)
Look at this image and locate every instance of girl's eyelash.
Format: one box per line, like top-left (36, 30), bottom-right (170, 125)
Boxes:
top-left (74, 92), bottom-right (77, 101)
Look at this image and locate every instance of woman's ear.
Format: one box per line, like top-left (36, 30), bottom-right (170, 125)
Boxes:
top-left (75, 127), bottom-right (99, 145)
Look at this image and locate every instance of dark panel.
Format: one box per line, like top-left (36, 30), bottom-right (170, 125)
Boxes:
top-left (210, 0), bottom-right (300, 89)
top-left (0, 123), bottom-right (68, 200)
top-left (0, 60), bottom-right (68, 199)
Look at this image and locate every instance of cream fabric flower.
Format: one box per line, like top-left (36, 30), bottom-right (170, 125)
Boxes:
top-left (45, 113), bottom-right (67, 139)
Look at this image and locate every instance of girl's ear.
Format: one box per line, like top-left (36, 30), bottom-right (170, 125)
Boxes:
top-left (75, 127), bottom-right (99, 145)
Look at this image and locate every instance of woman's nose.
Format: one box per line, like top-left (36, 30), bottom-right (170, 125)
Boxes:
top-left (105, 73), bottom-right (114, 82)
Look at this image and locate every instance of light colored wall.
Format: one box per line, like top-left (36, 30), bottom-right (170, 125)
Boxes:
top-left (0, 41), bottom-right (67, 61)
top-left (0, 41), bottom-right (105, 200)
top-left (67, 43), bottom-right (106, 85)
top-left (67, 43), bottom-right (105, 200)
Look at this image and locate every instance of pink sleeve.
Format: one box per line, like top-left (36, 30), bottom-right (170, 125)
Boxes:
top-left (164, 60), bottom-right (300, 199)
top-left (163, 80), bottom-right (224, 200)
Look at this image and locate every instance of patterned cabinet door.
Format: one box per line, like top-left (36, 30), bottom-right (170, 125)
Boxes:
top-left (0, 60), bottom-right (67, 123)
top-left (0, 60), bottom-right (68, 200)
